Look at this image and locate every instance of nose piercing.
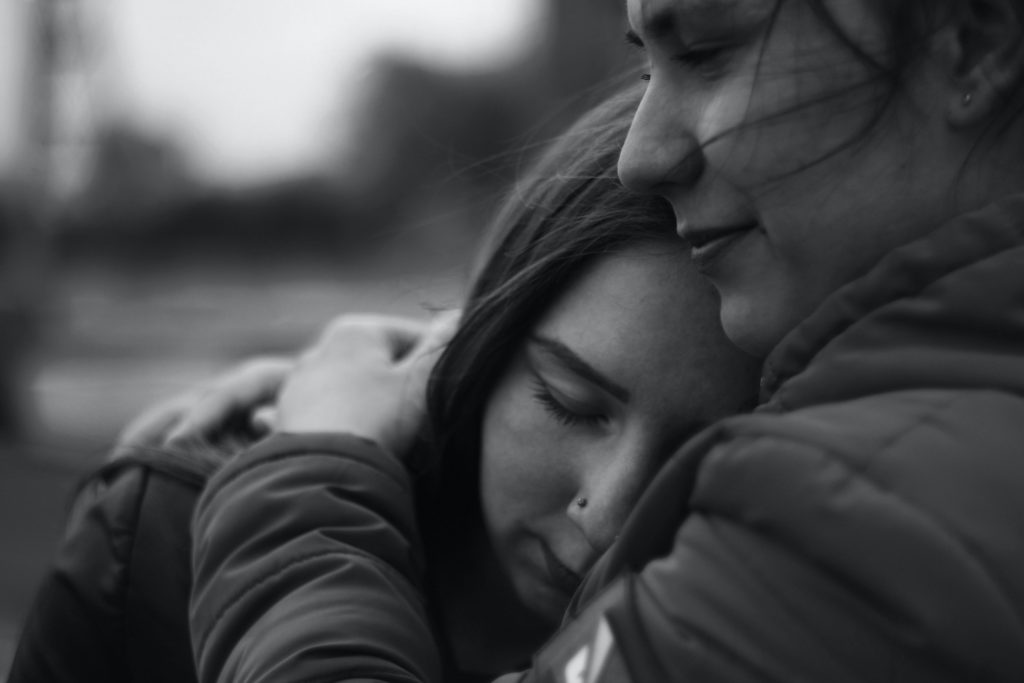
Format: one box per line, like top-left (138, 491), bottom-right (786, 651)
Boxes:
top-left (575, 497), bottom-right (588, 509)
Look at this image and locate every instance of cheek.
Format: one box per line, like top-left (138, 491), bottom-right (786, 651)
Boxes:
top-left (705, 19), bottom-right (883, 185)
top-left (479, 377), bottom-right (573, 536)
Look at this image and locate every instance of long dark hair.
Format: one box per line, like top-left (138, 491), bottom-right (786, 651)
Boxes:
top-left (418, 84), bottom-right (680, 544)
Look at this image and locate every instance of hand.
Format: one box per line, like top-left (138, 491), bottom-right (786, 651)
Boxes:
top-left (115, 356), bottom-right (293, 451)
top-left (275, 311), bottom-right (459, 459)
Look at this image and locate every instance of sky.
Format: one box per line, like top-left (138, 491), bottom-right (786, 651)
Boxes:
top-left (0, 0), bottom-right (33, 179)
top-left (98, 0), bottom-right (542, 183)
top-left (0, 0), bottom-right (542, 186)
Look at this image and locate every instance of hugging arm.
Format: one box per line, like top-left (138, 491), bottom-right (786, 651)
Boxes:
top-left (192, 401), bottom-right (1024, 682)
top-left (186, 429), bottom-right (886, 683)
top-left (190, 432), bottom-right (442, 683)
top-left (190, 314), bottom-right (454, 682)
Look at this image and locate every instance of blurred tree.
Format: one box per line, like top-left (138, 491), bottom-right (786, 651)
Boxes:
top-left (58, 122), bottom-right (367, 265)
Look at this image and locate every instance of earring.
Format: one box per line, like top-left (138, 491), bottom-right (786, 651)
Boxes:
top-left (575, 497), bottom-right (588, 509)
top-left (963, 91), bottom-right (973, 106)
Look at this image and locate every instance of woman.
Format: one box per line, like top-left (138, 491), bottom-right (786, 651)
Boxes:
top-left (8, 87), bottom-right (758, 682)
top-left (191, 1), bottom-right (1024, 681)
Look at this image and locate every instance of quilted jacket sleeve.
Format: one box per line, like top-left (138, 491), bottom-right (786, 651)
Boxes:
top-left (189, 432), bottom-right (442, 683)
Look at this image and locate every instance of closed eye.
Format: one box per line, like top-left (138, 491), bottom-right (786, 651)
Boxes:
top-left (625, 32), bottom-right (651, 82)
top-left (530, 377), bottom-right (607, 428)
top-left (675, 45), bottom-right (727, 69)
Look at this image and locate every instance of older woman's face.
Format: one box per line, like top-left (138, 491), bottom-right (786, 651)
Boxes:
top-left (479, 245), bottom-right (759, 622)
top-left (618, 0), bottom-right (963, 356)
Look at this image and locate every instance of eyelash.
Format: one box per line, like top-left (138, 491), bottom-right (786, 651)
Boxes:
top-left (530, 378), bottom-right (605, 428)
top-left (639, 46), bottom-right (729, 83)
top-left (677, 46), bottom-right (726, 68)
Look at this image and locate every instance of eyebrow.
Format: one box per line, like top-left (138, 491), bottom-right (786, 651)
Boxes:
top-left (528, 335), bottom-right (630, 403)
top-left (625, 29), bottom-right (645, 48)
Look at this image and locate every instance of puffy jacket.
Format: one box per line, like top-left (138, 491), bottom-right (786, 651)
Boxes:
top-left (190, 195), bottom-right (1024, 682)
top-left (7, 448), bottom-right (213, 683)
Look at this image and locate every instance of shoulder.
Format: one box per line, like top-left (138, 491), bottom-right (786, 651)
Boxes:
top-left (57, 454), bottom-right (204, 599)
top-left (9, 456), bottom-right (203, 683)
top-left (60, 462), bottom-right (152, 576)
top-left (702, 388), bottom-right (1024, 498)
top-left (692, 388), bottom-right (1024, 550)
top-left (678, 389), bottom-right (1024, 673)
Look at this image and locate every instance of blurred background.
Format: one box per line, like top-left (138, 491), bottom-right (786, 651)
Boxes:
top-left (0, 0), bottom-right (642, 672)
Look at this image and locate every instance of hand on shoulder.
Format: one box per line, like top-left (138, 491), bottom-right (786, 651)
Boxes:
top-left (274, 311), bottom-right (458, 458)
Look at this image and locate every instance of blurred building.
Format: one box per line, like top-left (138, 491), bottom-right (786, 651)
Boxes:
top-left (331, 0), bottom-right (638, 258)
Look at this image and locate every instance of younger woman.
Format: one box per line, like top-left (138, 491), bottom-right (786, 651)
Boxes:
top-left (9, 86), bottom-right (758, 682)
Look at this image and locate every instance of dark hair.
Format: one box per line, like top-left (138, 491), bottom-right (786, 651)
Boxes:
top-left (418, 84), bottom-right (680, 539)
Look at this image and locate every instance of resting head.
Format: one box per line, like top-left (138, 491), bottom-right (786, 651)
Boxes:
top-left (619, 0), bottom-right (1024, 356)
top-left (425, 85), bottom-right (760, 623)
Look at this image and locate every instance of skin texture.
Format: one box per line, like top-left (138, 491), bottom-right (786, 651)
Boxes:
top-left (479, 244), bottom-right (759, 621)
top-left (617, 0), bottom-right (985, 357)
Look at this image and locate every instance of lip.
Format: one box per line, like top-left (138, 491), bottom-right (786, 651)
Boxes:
top-left (538, 539), bottom-right (583, 599)
top-left (682, 223), bottom-right (758, 272)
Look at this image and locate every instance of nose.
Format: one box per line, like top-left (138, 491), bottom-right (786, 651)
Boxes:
top-left (618, 85), bottom-right (705, 195)
top-left (568, 442), bottom-right (658, 555)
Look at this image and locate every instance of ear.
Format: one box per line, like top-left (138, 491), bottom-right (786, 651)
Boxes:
top-left (935, 0), bottom-right (1024, 127)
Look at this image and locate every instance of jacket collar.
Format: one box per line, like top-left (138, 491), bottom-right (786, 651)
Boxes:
top-left (758, 193), bottom-right (1024, 411)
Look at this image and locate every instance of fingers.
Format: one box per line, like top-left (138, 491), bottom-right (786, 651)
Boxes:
top-left (114, 391), bottom-right (198, 455)
top-left (250, 405), bottom-right (278, 434)
top-left (164, 357), bottom-right (293, 444)
top-left (121, 311), bottom-right (458, 458)
top-left (273, 310), bottom-right (461, 457)
top-left (315, 314), bottom-right (430, 364)
top-left (411, 309), bottom-right (461, 359)
top-left (395, 309), bottom-right (462, 427)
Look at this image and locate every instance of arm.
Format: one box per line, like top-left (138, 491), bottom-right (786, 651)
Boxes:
top-left (190, 432), bottom-right (441, 683)
top-left (195, 393), bottom-right (1024, 683)
top-left (188, 424), bottom-right (895, 683)
top-left (189, 314), bottom-right (454, 683)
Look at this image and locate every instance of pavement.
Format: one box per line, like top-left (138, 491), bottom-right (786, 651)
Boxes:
top-left (0, 444), bottom-right (83, 678)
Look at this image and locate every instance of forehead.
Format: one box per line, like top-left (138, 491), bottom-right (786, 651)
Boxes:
top-left (626, 0), bottom-right (774, 37)
top-left (534, 247), bottom-right (717, 377)
top-left (533, 247), bottom-right (754, 418)
top-left (538, 247), bottom-right (695, 329)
